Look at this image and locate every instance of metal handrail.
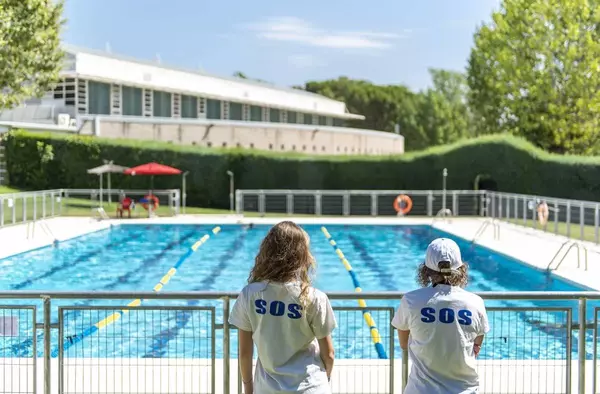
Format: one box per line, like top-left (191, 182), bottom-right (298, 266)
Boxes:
top-left (472, 218), bottom-right (500, 242)
top-left (547, 240), bottom-right (589, 271)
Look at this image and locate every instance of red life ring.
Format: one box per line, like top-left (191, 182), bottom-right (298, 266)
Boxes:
top-left (393, 194), bottom-right (413, 215)
top-left (142, 194), bottom-right (159, 211)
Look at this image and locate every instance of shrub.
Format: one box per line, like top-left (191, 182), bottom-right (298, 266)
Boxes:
top-left (4, 130), bottom-right (600, 209)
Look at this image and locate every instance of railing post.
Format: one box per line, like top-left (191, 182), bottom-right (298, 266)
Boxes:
top-left (578, 298), bottom-right (586, 394)
top-left (505, 194), bottom-right (510, 221)
top-left (479, 192), bottom-right (485, 217)
top-left (595, 204), bottom-right (599, 244)
top-left (33, 194), bottom-right (37, 222)
top-left (286, 192), bottom-right (293, 215)
top-left (580, 203), bottom-right (585, 241)
top-left (427, 191), bottom-right (433, 217)
top-left (51, 192), bottom-right (55, 217)
top-left (22, 196), bottom-right (26, 223)
top-left (11, 196), bottom-right (15, 224)
top-left (258, 191), bottom-right (265, 217)
top-left (514, 195), bottom-right (518, 222)
top-left (491, 193), bottom-right (496, 219)
top-left (43, 295), bottom-right (51, 394)
top-left (235, 190), bottom-right (242, 214)
top-left (498, 194), bottom-right (503, 219)
top-left (567, 201), bottom-right (571, 238)
top-left (42, 193), bottom-right (46, 219)
top-left (555, 201), bottom-right (559, 235)
top-left (222, 296), bottom-right (231, 394)
top-left (315, 191), bottom-right (322, 216)
top-left (523, 196), bottom-right (527, 225)
top-left (370, 193), bottom-right (377, 217)
top-left (342, 192), bottom-right (350, 216)
top-left (452, 191), bottom-right (458, 216)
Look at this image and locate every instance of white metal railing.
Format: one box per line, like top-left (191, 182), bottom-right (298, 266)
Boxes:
top-left (0, 188), bottom-right (181, 228)
top-left (0, 291), bottom-right (597, 394)
top-left (236, 189), bottom-right (484, 218)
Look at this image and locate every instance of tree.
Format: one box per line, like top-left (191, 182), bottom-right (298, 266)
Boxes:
top-left (0, 0), bottom-right (64, 111)
top-left (467, 0), bottom-right (600, 154)
top-left (418, 69), bottom-right (475, 146)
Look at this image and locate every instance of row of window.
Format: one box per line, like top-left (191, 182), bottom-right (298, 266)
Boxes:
top-left (57, 79), bottom-right (346, 127)
top-left (190, 141), bottom-right (385, 154)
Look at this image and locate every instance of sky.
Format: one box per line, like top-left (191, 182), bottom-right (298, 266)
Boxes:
top-left (61, 0), bottom-right (501, 92)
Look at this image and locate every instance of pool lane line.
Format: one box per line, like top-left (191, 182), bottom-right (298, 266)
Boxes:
top-left (50, 226), bottom-right (222, 358)
top-left (60, 227), bottom-right (202, 321)
top-left (346, 234), bottom-right (396, 291)
top-left (141, 230), bottom-right (249, 358)
top-left (321, 226), bottom-right (388, 360)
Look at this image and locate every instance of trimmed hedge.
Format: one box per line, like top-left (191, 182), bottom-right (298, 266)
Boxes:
top-left (4, 130), bottom-right (600, 209)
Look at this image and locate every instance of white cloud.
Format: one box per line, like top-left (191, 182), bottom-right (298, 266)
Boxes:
top-left (246, 17), bottom-right (406, 50)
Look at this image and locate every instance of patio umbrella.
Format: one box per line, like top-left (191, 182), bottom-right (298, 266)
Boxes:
top-left (124, 162), bottom-right (182, 217)
top-left (87, 162), bottom-right (130, 204)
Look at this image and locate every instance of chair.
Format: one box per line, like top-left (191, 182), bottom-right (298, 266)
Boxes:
top-left (117, 197), bottom-right (133, 218)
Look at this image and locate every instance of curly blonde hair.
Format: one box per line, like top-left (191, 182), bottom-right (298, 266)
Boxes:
top-left (248, 221), bottom-right (315, 304)
top-left (417, 261), bottom-right (469, 288)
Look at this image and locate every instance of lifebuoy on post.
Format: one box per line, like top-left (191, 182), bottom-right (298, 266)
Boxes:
top-left (537, 201), bottom-right (549, 226)
top-left (393, 194), bottom-right (413, 216)
top-left (141, 194), bottom-right (160, 211)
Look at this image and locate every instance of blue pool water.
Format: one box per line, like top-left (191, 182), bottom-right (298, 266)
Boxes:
top-left (0, 223), bottom-right (596, 360)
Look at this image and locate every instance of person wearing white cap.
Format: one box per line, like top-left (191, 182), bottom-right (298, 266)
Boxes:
top-left (391, 238), bottom-right (490, 394)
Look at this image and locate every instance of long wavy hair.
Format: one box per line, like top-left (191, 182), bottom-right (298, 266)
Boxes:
top-left (248, 221), bottom-right (316, 304)
top-left (417, 261), bottom-right (469, 288)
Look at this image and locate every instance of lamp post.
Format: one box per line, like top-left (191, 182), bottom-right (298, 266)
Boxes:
top-left (442, 168), bottom-right (448, 214)
top-left (226, 171), bottom-right (234, 213)
top-left (182, 171), bottom-right (189, 214)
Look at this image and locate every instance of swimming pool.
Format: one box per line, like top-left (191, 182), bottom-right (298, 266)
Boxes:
top-left (0, 223), bottom-right (595, 360)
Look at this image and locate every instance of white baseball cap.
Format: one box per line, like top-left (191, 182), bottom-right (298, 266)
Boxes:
top-left (425, 238), bottom-right (463, 273)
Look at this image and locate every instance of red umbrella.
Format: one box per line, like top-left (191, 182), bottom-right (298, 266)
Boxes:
top-left (124, 162), bottom-right (182, 176)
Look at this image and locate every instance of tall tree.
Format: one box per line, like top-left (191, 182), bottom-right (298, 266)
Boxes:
top-left (418, 69), bottom-right (474, 146)
top-left (467, 0), bottom-right (600, 154)
top-left (0, 0), bottom-right (65, 111)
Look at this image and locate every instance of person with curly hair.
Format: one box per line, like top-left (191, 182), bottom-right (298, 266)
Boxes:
top-left (229, 221), bottom-right (336, 394)
top-left (392, 238), bottom-right (490, 394)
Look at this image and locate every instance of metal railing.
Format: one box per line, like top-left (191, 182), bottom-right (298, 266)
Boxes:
top-left (235, 189), bottom-right (485, 217)
top-left (0, 189), bottom-right (181, 228)
top-left (472, 218), bottom-right (501, 242)
top-left (0, 291), bottom-right (599, 394)
top-left (547, 240), bottom-right (589, 271)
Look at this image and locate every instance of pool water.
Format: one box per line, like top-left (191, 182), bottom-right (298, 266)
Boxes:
top-left (0, 224), bottom-right (595, 360)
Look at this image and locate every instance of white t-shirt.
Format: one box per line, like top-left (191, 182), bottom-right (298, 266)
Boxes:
top-left (229, 281), bottom-right (337, 394)
top-left (392, 284), bottom-right (490, 394)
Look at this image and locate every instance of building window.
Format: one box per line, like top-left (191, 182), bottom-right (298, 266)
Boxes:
top-left (250, 143), bottom-right (255, 149)
top-left (153, 91), bottom-right (172, 117)
top-left (333, 118), bottom-right (344, 127)
top-left (181, 95), bottom-right (198, 119)
top-left (88, 81), bottom-right (111, 115)
top-left (250, 105), bottom-right (262, 121)
top-left (206, 99), bottom-right (221, 119)
top-left (270, 108), bottom-right (280, 123)
top-left (207, 142), bottom-right (213, 147)
top-left (287, 111), bottom-right (297, 124)
top-left (303, 114), bottom-right (313, 125)
top-left (222, 142), bottom-right (227, 148)
top-left (229, 102), bottom-right (243, 120)
top-left (281, 144), bottom-right (285, 150)
top-left (318, 116), bottom-right (327, 126)
top-left (269, 143), bottom-right (273, 150)
top-left (122, 86), bottom-right (143, 116)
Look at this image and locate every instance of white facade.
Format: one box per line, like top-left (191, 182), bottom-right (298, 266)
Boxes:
top-left (61, 45), bottom-right (364, 120)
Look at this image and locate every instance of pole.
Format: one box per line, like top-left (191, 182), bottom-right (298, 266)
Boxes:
top-left (227, 171), bottom-right (234, 213)
top-left (442, 168), bottom-right (448, 213)
top-left (182, 171), bottom-right (189, 214)
top-left (108, 160), bottom-right (113, 204)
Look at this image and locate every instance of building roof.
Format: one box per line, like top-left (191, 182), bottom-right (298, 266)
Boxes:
top-left (61, 44), bottom-right (365, 120)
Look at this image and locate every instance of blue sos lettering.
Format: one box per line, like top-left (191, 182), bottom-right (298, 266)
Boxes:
top-left (420, 307), bottom-right (472, 325)
top-left (255, 299), bottom-right (303, 319)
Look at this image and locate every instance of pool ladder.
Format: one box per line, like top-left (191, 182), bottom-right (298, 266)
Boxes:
top-left (26, 220), bottom-right (57, 242)
top-left (546, 240), bottom-right (588, 271)
top-left (472, 219), bottom-right (501, 243)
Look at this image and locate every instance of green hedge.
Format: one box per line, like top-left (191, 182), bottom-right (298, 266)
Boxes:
top-left (4, 130), bottom-right (600, 208)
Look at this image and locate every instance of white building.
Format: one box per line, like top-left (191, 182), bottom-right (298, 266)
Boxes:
top-left (1, 45), bottom-right (405, 155)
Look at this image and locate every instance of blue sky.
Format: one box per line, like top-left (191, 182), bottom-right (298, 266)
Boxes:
top-left (61, 0), bottom-right (500, 92)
